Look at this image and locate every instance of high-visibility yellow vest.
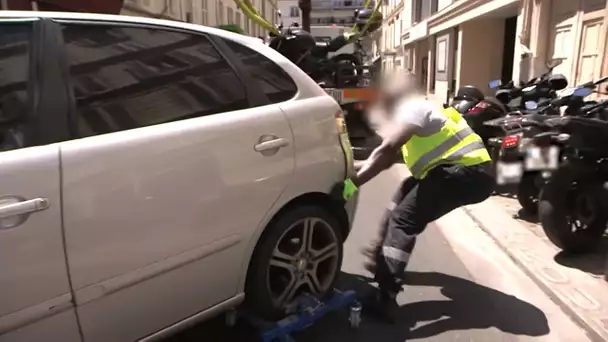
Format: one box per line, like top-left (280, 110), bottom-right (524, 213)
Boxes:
top-left (402, 106), bottom-right (491, 179)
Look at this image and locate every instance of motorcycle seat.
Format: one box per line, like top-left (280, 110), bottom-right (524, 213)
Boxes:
top-left (483, 96), bottom-right (509, 114)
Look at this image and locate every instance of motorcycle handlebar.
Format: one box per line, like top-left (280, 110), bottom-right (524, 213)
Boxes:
top-left (583, 99), bottom-right (608, 116)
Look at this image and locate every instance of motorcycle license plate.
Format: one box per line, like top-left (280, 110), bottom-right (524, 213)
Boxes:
top-left (524, 146), bottom-right (559, 171)
top-left (496, 162), bottom-right (523, 185)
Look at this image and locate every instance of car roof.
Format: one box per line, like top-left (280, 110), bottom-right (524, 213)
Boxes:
top-left (0, 11), bottom-right (328, 99)
top-left (0, 11), bottom-right (262, 45)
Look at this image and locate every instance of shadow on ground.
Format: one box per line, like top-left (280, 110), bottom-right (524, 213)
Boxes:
top-left (515, 208), bottom-right (539, 223)
top-left (490, 191), bottom-right (540, 224)
top-left (169, 271), bottom-right (550, 341)
top-left (299, 271), bottom-right (550, 341)
top-left (553, 237), bottom-right (608, 276)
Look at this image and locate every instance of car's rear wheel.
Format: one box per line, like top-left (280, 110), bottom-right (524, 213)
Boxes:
top-left (245, 205), bottom-right (343, 320)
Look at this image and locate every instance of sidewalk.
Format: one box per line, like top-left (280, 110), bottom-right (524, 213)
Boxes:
top-left (463, 197), bottom-right (608, 342)
top-left (390, 164), bottom-right (608, 341)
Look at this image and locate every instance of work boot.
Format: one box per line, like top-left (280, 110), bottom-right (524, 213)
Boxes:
top-left (362, 289), bottom-right (399, 324)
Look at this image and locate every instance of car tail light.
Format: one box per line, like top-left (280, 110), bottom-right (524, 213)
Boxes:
top-left (501, 134), bottom-right (521, 148)
top-left (335, 110), bottom-right (347, 134)
top-left (335, 109), bottom-right (355, 177)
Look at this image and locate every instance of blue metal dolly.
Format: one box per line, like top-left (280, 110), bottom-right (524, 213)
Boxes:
top-left (225, 289), bottom-right (362, 342)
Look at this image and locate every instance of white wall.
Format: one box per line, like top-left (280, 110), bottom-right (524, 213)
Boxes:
top-left (401, 0), bottom-right (413, 30)
top-left (437, 0), bottom-right (453, 12)
top-left (457, 19), bottom-right (505, 95)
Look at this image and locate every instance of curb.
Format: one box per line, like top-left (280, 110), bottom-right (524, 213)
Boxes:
top-left (462, 201), bottom-right (608, 342)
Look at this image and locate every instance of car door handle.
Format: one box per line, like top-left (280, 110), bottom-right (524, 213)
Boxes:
top-left (0, 198), bottom-right (50, 219)
top-left (254, 138), bottom-right (289, 152)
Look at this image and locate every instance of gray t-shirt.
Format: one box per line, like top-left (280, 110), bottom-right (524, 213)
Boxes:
top-left (393, 97), bottom-right (447, 137)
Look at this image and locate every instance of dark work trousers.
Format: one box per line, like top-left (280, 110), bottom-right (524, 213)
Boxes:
top-left (372, 162), bottom-right (495, 293)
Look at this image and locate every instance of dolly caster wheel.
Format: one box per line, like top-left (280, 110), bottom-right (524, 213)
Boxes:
top-left (349, 302), bottom-right (362, 329)
top-left (225, 309), bottom-right (237, 327)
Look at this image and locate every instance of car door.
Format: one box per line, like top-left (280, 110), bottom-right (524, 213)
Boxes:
top-left (0, 19), bottom-right (80, 342)
top-left (54, 21), bottom-right (295, 342)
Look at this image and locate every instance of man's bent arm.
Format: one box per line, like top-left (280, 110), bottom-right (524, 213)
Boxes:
top-left (352, 123), bottom-right (418, 187)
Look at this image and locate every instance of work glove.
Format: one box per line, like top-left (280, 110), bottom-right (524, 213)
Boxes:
top-left (330, 179), bottom-right (358, 203)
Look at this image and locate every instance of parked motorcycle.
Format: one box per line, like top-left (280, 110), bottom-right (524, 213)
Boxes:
top-left (484, 110), bottom-right (555, 209)
top-left (454, 60), bottom-right (567, 150)
top-left (522, 81), bottom-right (608, 253)
top-left (268, 8), bottom-right (382, 87)
top-left (489, 77), bottom-right (608, 214)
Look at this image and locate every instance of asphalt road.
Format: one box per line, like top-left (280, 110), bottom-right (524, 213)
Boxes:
top-left (168, 165), bottom-right (588, 342)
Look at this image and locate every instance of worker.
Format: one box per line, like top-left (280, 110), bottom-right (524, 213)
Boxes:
top-left (332, 72), bottom-right (494, 323)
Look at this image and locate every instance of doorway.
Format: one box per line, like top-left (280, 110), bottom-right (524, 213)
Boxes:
top-left (501, 16), bottom-right (517, 83)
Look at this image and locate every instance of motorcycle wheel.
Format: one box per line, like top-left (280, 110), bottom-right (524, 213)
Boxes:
top-left (486, 145), bottom-right (504, 194)
top-left (517, 173), bottom-right (540, 215)
top-left (538, 167), bottom-right (607, 253)
top-left (330, 54), bottom-right (361, 87)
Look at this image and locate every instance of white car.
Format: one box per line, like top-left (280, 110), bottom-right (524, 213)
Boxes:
top-left (0, 11), bottom-right (357, 342)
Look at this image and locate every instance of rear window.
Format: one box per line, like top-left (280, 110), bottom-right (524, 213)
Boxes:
top-left (221, 38), bottom-right (297, 103)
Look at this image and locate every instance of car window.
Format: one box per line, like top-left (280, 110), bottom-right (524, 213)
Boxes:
top-left (0, 24), bottom-right (32, 152)
top-left (60, 24), bottom-right (249, 137)
top-left (220, 38), bottom-right (297, 104)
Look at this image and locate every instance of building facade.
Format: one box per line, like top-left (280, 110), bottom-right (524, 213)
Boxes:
top-left (380, 0), bottom-right (608, 103)
top-left (121, 0), bottom-right (279, 38)
top-left (311, 0), bottom-right (364, 26)
top-left (278, 0), bottom-right (302, 27)
top-left (375, 0), bottom-right (407, 71)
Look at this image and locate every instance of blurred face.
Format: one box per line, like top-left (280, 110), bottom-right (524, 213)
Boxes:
top-left (369, 73), bottom-right (418, 122)
top-left (375, 89), bottom-right (404, 119)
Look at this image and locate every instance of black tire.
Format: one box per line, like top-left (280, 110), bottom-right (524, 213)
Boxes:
top-left (486, 145), bottom-right (503, 194)
top-left (538, 167), bottom-right (607, 253)
top-left (245, 205), bottom-right (344, 320)
top-left (517, 173), bottom-right (540, 215)
top-left (330, 54), bottom-right (361, 86)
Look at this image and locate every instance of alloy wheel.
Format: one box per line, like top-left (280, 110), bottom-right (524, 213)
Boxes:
top-left (266, 217), bottom-right (340, 312)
